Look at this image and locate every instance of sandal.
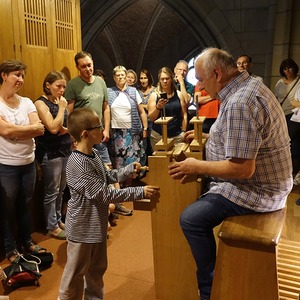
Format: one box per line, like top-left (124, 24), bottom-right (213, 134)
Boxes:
top-left (6, 249), bottom-right (20, 264)
top-left (24, 242), bottom-right (47, 254)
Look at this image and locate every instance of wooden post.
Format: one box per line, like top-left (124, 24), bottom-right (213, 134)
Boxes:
top-left (147, 154), bottom-right (200, 300)
top-left (153, 116), bottom-right (174, 153)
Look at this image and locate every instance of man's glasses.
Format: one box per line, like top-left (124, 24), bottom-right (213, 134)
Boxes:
top-left (86, 125), bottom-right (102, 131)
top-left (283, 67), bottom-right (293, 71)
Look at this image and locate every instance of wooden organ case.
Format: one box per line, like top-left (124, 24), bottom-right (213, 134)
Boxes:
top-left (144, 115), bottom-right (206, 300)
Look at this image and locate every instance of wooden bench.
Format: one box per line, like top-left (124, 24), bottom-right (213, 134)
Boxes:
top-left (211, 207), bottom-right (286, 300)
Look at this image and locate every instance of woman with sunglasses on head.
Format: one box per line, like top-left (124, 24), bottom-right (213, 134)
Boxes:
top-left (34, 71), bottom-right (72, 239)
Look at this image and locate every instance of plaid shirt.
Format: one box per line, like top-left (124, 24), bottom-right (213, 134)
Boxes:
top-left (205, 72), bottom-right (293, 212)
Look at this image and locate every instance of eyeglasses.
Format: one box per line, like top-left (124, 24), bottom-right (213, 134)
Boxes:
top-left (283, 67), bottom-right (293, 71)
top-left (86, 125), bottom-right (102, 131)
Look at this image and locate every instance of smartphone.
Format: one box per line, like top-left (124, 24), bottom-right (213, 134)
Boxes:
top-left (160, 92), bottom-right (167, 99)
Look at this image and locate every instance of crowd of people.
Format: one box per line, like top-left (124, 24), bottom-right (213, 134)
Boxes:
top-left (0, 48), bottom-right (299, 299)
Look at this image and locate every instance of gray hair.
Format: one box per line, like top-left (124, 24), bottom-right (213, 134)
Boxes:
top-left (195, 48), bottom-right (236, 78)
top-left (112, 65), bottom-right (127, 75)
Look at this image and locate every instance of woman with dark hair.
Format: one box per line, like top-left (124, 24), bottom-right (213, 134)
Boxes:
top-left (274, 58), bottom-right (300, 117)
top-left (0, 60), bottom-right (45, 263)
top-left (137, 68), bottom-right (155, 168)
top-left (148, 66), bottom-right (187, 151)
top-left (34, 71), bottom-right (71, 239)
top-left (275, 59), bottom-right (300, 190)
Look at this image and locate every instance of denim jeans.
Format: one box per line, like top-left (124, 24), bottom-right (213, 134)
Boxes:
top-left (93, 142), bottom-right (111, 165)
top-left (0, 162), bottom-right (36, 256)
top-left (180, 193), bottom-right (255, 299)
top-left (41, 155), bottom-right (68, 230)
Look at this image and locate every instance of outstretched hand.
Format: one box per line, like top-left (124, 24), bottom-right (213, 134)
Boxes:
top-left (143, 185), bottom-right (160, 199)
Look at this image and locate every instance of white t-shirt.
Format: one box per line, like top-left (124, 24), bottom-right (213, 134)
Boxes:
top-left (110, 90), bottom-right (142, 129)
top-left (291, 84), bottom-right (300, 122)
top-left (0, 96), bottom-right (37, 166)
top-left (274, 76), bottom-right (300, 115)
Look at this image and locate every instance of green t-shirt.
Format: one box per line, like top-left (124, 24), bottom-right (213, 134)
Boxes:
top-left (65, 76), bottom-right (108, 121)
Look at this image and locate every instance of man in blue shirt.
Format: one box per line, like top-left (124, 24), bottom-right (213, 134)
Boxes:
top-left (169, 48), bottom-right (293, 300)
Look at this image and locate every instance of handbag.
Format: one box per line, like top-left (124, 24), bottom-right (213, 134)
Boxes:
top-left (23, 252), bottom-right (54, 271)
top-left (2, 255), bottom-right (42, 289)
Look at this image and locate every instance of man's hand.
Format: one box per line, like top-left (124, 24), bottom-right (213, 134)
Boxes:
top-left (143, 185), bottom-right (160, 199)
top-left (168, 157), bottom-right (199, 184)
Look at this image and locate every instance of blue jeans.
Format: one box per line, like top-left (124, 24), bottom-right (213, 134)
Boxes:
top-left (180, 193), bottom-right (255, 298)
top-left (93, 142), bottom-right (111, 165)
top-left (0, 162), bottom-right (36, 256)
top-left (41, 155), bottom-right (68, 230)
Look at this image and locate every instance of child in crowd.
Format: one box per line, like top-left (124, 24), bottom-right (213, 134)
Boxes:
top-left (58, 108), bottom-right (160, 300)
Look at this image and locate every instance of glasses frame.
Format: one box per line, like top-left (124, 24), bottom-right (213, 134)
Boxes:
top-left (85, 125), bottom-right (102, 131)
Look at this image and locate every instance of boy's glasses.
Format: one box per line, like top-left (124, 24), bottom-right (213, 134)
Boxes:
top-left (86, 125), bottom-right (102, 131)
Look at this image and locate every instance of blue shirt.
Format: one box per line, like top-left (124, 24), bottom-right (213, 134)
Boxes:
top-left (205, 72), bottom-right (293, 212)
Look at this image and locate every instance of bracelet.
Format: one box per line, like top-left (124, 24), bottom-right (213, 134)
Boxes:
top-left (155, 105), bottom-right (162, 111)
top-left (143, 128), bottom-right (148, 131)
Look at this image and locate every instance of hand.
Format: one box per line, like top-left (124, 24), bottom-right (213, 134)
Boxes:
top-left (175, 74), bottom-right (184, 84)
top-left (184, 130), bottom-right (195, 143)
top-left (156, 98), bottom-right (168, 110)
top-left (33, 121), bottom-right (45, 136)
top-left (102, 128), bottom-right (110, 142)
top-left (57, 96), bottom-right (68, 108)
top-left (133, 162), bottom-right (142, 173)
top-left (168, 157), bottom-right (199, 184)
top-left (142, 130), bottom-right (148, 139)
top-left (143, 185), bottom-right (160, 199)
top-left (58, 126), bottom-right (68, 136)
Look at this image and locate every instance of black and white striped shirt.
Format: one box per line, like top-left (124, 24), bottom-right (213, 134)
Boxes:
top-left (65, 149), bottom-right (144, 243)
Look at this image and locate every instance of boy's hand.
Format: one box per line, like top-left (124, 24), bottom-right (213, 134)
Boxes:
top-left (143, 186), bottom-right (160, 199)
top-left (133, 162), bottom-right (142, 173)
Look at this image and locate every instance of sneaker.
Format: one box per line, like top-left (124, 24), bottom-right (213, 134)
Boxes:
top-left (114, 204), bottom-right (133, 216)
top-left (294, 172), bottom-right (300, 186)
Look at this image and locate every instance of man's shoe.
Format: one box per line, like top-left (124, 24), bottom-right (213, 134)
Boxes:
top-left (114, 204), bottom-right (133, 216)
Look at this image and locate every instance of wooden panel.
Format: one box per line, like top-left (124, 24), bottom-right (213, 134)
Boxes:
top-left (148, 155), bottom-right (200, 300)
top-left (51, 0), bottom-right (81, 80)
top-left (13, 0), bottom-right (52, 100)
top-left (278, 239), bottom-right (300, 299)
top-left (0, 0), bottom-right (16, 61)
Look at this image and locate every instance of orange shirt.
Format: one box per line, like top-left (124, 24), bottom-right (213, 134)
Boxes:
top-left (194, 83), bottom-right (220, 118)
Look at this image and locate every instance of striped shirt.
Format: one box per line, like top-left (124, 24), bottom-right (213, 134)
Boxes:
top-left (65, 149), bottom-right (144, 243)
top-left (205, 71), bottom-right (293, 212)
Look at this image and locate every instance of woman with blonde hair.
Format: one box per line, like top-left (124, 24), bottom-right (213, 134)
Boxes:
top-left (148, 66), bottom-right (187, 150)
